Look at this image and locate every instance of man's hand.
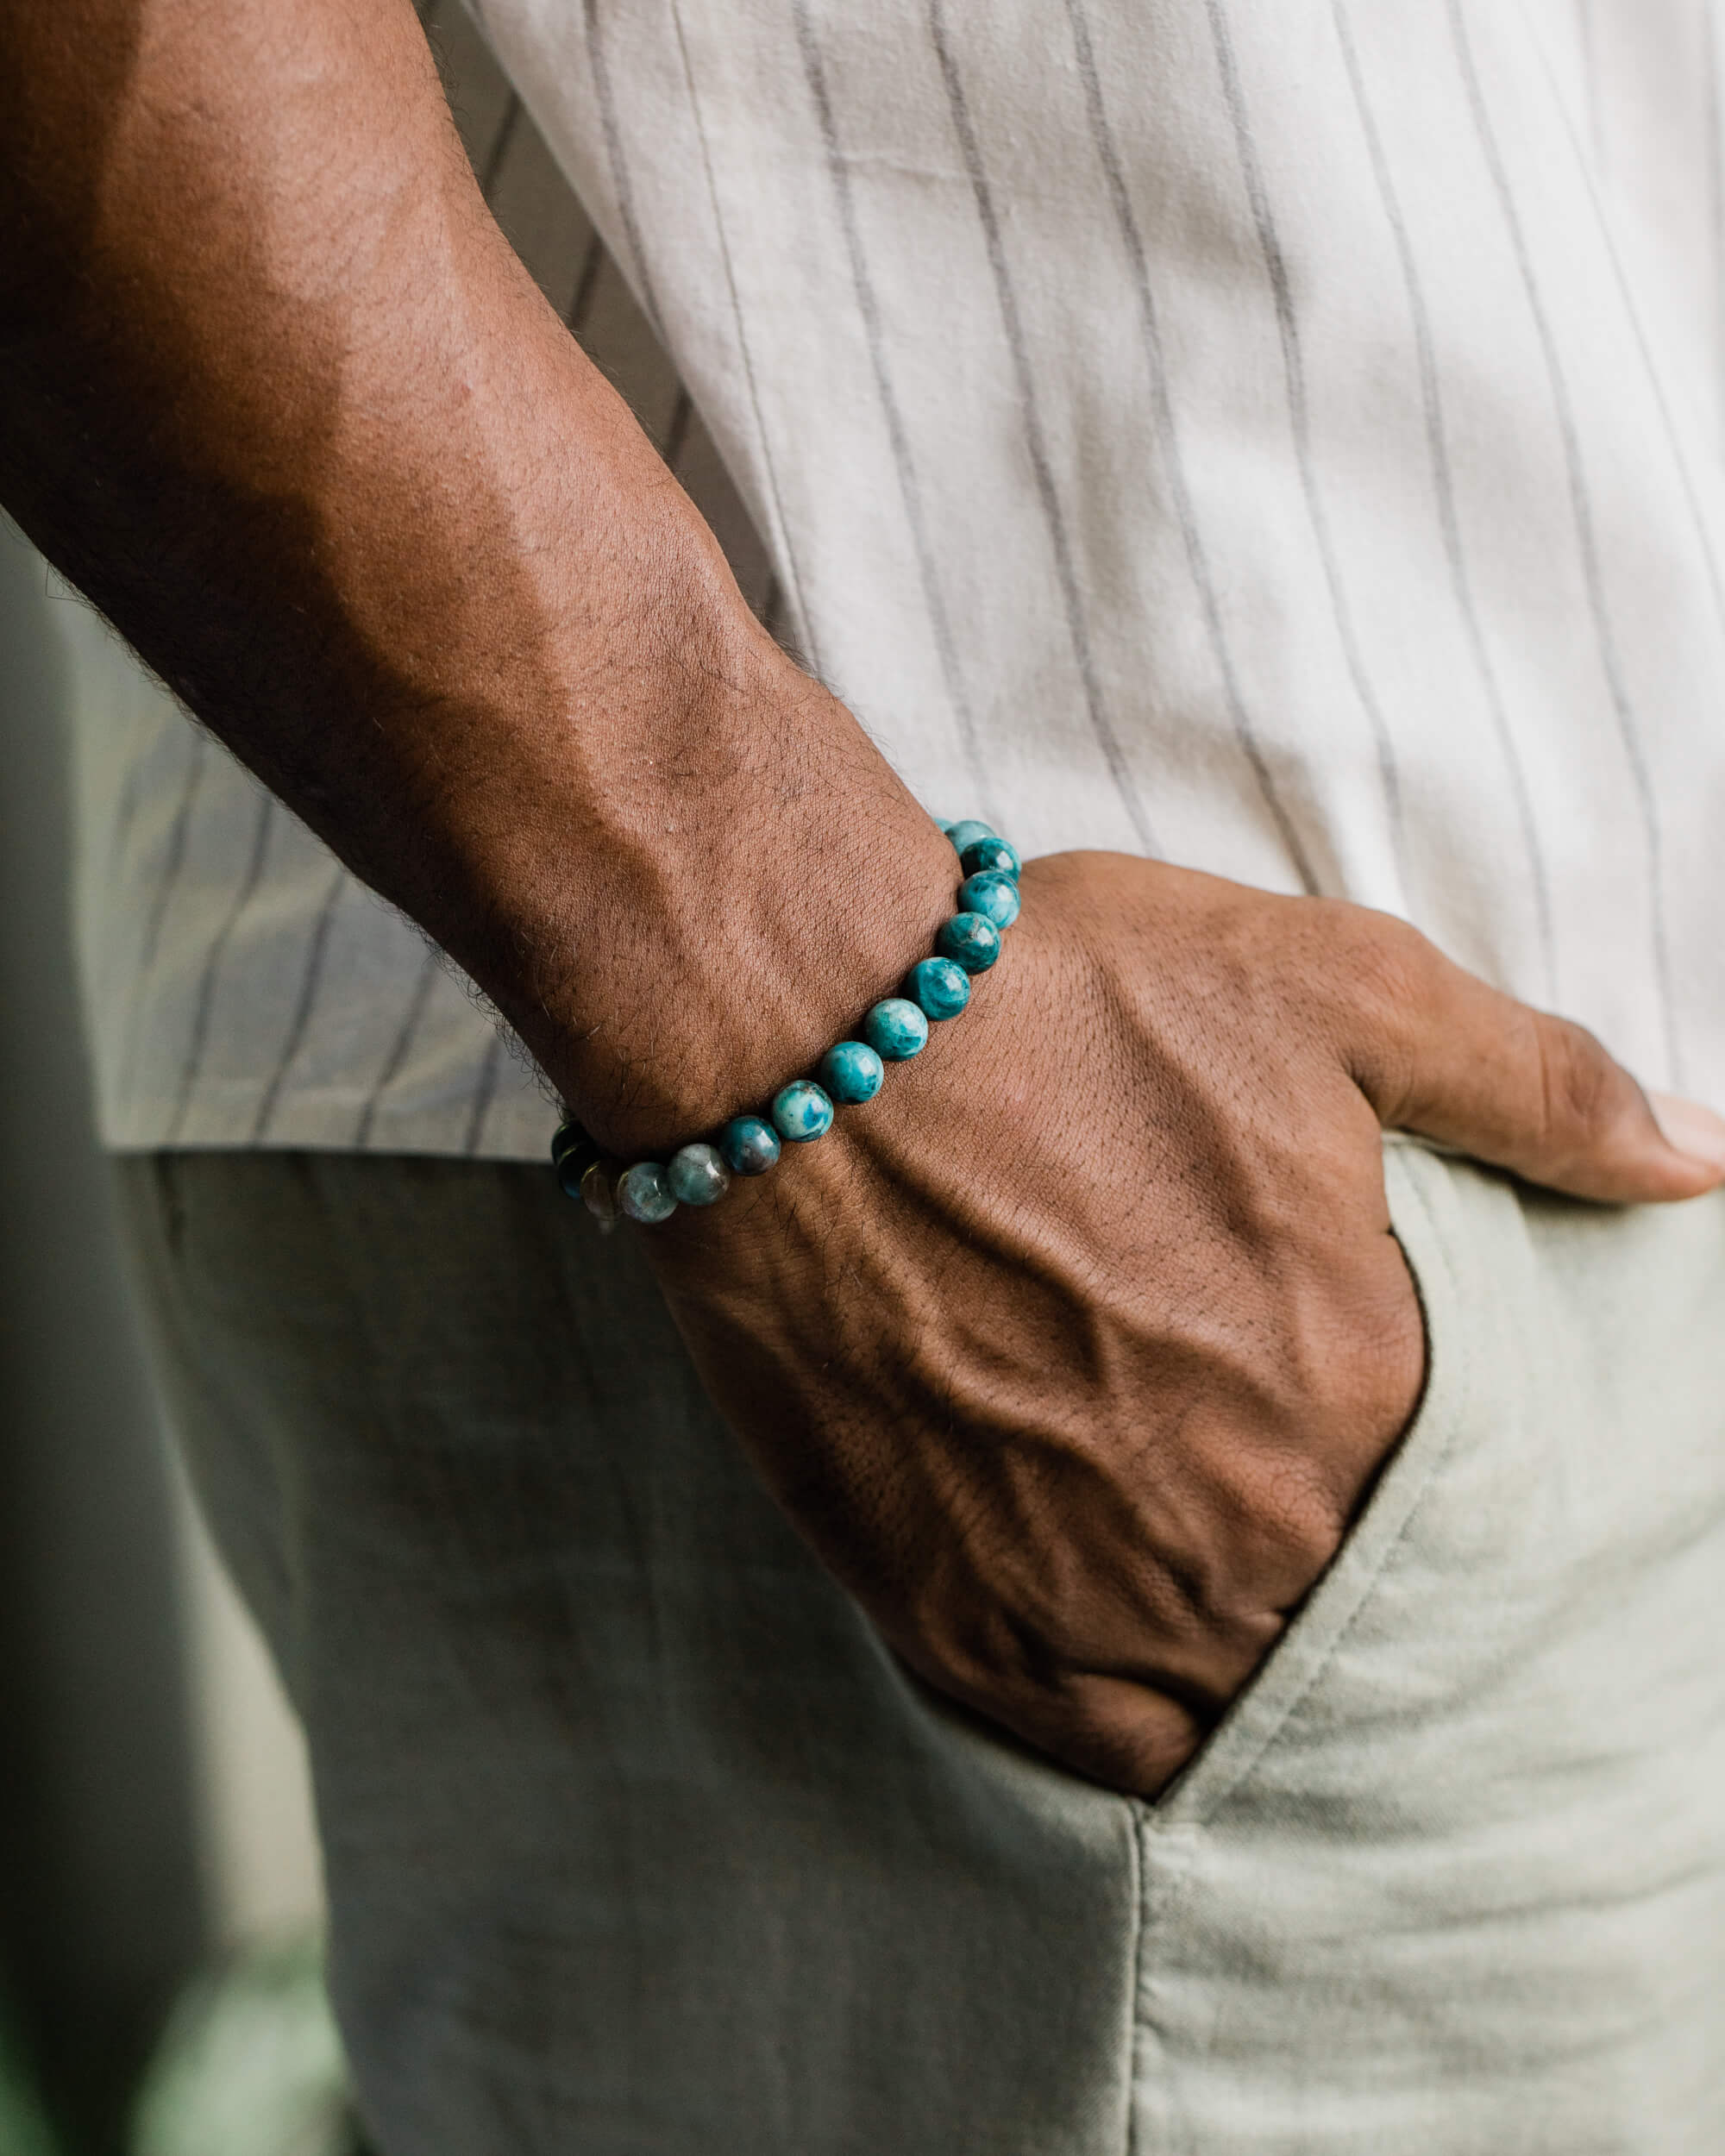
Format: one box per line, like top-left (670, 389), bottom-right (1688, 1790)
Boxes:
top-left (5, 0), bottom-right (1722, 1806)
top-left (645, 853), bottom-right (1725, 1796)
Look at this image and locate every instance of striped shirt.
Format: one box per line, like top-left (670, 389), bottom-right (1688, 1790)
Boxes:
top-left (59, 0), bottom-right (1725, 1157)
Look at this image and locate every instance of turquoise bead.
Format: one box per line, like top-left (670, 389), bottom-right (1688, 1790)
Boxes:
top-left (819, 1040), bottom-right (884, 1104)
top-left (958, 835), bottom-right (1020, 881)
top-left (719, 1114), bottom-right (781, 1176)
top-left (943, 818), bottom-right (996, 859)
top-left (959, 869), bottom-right (1021, 930)
top-left (937, 911), bottom-right (1002, 973)
top-left (906, 956), bottom-right (970, 1021)
top-left (668, 1142), bottom-right (731, 1206)
top-left (772, 1080), bottom-right (835, 1142)
top-left (862, 996), bottom-right (930, 1061)
top-left (617, 1161), bottom-right (677, 1225)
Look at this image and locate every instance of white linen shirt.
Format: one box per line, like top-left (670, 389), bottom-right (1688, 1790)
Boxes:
top-left (60, 0), bottom-right (1725, 1156)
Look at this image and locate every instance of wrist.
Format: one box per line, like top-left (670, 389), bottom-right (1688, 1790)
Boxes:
top-left (463, 611), bottom-right (961, 1157)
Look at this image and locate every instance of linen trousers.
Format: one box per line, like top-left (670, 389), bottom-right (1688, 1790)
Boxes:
top-left (116, 1140), bottom-right (1725, 2153)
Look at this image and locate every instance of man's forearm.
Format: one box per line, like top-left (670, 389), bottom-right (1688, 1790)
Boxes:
top-left (0, 0), bottom-right (953, 1150)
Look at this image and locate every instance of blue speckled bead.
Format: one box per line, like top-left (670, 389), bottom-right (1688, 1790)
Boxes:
top-left (862, 996), bottom-right (930, 1061)
top-left (958, 834), bottom-right (1021, 881)
top-left (819, 1040), bottom-right (884, 1104)
top-left (906, 956), bottom-right (970, 1022)
top-left (943, 818), bottom-right (996, 859)
top-left (718, 1114), bottom-right (781, 1177)
top-left (937, 910), bottom-right (1002, 974)
top-left (668, 1142), bottom-right (731, 1206)
top-left (959, 869), bottom-right (1021, 931)
top-left (773, 1079), bottom-right (835, 1142)
top-left (617, 1161), bottom-right (677, 1225)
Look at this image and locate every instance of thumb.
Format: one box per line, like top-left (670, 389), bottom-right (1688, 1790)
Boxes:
top-left (1340, 923), bottom-right (1725, 1204)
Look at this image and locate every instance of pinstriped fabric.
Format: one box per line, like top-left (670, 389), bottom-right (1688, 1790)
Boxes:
top-left (1447, 0), bottom-right (1681, 1084)
top-left (166, 790), bottom-right (274, 1144)
top-left (1202, 0), bottom-right (1408, 893)
top-left (248, 863), bottom-right (349, 1143)
top-left (579, 0), bottom-right (667, 341)
top-left (1525, 22), bottom-right (1725, 640)
top-left (789, 0), bottom-right (994, 824)
top-left (925, 0), bottom-right (1158, 859)
top-left (1063, 0), bottom-right (1322, 894)
top-left (1330, 0), bottom-right (1558, 996)
top-left (666, 0), bottom-right (824, 674)
top-left (57, 0), bottom-right (1725, 1159)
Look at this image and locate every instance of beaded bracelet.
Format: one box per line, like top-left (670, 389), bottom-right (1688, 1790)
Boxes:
top-left (549, 818), bottom-right (1022, 1226)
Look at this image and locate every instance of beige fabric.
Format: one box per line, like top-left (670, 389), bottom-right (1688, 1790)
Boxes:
top-left (60, 0), bottom-right (1725, 1158)
top-left (116, 1141), bottom-right (1725, 2151)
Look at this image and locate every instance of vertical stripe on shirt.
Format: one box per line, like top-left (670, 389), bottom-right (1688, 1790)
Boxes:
top-left (136, 730), bottom-right (208, 984)
top-left (1527, 26), bottom-right (1725, 640)
top-left (926, 0), bottom-right (1159, 858)
top-left (166, 790), bottom-right (277, 1144)
top-left (1065, 0), bottom-right (1320, 893)
top-left (582, 0), bottom-right (668, 341)
top-left (1574, 0), bottom-right (1606, 168)
top-left (1331, 0), bottom-right (1557, 997)
top-left (462, 1027), bottom-right (508, 1155)
top-left (669, 0), bottom-right (825, 676)
top-left (790, 0), bottom-right (995, 823)
top-left (122, 730), bottom-right (210, 1096)
top-left (1449, 0), bottom-right (1680, 1086)
top-left (1204, 0), bottom-right (1407, 883)
top-left (355, 942), bottom-right (442, 1150)
top-left (249, 865), bottom-right (348, 1144)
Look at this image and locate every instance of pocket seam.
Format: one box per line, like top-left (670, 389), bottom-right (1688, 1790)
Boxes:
top-left (1148, 1148), bottom-right (1477, 1829)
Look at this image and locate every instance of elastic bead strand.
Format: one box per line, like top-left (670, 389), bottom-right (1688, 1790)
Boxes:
top-left (957, 835), bottom-right (1020, 881)
top-left (958, 869), bottom-right (1020, 931)
top-left (862, 997), bottom-right (930, 1061)
top-left (943, 818), bottom-right (996, 858)
top-left (668, 1142), bottom-right (731, 1206)
top-left (719, 1114), bottom-right (781, 1176)
top-left (819, 1040), bottom-right (885, 1104)
top-left (617, 1161), bottom-right (677, 1225)
top-left (936, 911), bottom-right (1001, 974)
top-left (906, 956), bottom-right (970, 1021)
top-left (772, 1080), bottom-right (836, 1142)
top-left (555, 816), bottom-right (1020, 1225)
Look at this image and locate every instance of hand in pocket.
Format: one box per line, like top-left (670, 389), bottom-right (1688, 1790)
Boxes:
top-left (647, 855), bottom-right (1725, 1796)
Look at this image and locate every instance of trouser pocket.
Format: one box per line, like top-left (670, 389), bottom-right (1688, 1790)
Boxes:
top-left (1130, 1143), bottom-right (1725, 2155)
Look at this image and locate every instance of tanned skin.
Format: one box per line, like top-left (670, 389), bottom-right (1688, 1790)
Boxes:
top-left (3, 0), bottom-right (1722, 1794)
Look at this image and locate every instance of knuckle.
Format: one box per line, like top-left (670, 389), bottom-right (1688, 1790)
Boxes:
top-left (1339, 908), bottom-right (1436, 1021)
top-left (1535, 1016), bottom-right (1627, 1151)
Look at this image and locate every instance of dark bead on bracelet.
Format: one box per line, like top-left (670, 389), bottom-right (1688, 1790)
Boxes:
top-left (719, 1113), bottom-right (782, 1176)
top-left (957, 834), bottom-right (1020, 881)
top-left (906, 956), bottom-right (970, 1021)
top-left (936, 910), bottom-right (1001, 974)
